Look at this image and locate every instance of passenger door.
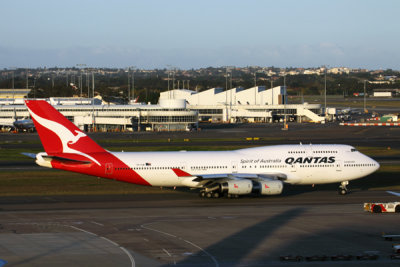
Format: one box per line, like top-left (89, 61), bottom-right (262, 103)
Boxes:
top-left (336, 160), bottom-right (342, 172)
top-left (231, 161), bottom-right (238, 173)
top-left (105, 163), bottom-right (113, 175)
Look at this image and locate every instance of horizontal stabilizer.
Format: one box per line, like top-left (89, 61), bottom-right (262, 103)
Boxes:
top-left (21, 152), bottom-right (37, 159)
top-left (42, 155), bottom-right (92, 165)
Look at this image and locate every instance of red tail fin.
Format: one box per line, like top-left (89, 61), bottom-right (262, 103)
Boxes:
top-left (25, 100), bottom-right (105, 157)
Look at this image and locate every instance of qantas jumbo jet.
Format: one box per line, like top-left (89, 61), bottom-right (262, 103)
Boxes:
top-left (24, 100), bottom-right (379, 198)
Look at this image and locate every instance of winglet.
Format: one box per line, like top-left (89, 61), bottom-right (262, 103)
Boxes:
top-left (172, 168), bottom-right (192, 177)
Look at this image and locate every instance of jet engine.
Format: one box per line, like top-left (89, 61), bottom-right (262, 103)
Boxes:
top-left (220, 179), bottom-right (283, 196)
top-left (220, 180), bottom-right (253, 195)
top-left (256, 180), bottom-right (283, 195)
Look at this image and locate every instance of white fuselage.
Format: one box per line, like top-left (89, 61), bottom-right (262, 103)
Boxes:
top-left (112, 144), bottom-right (379, 187)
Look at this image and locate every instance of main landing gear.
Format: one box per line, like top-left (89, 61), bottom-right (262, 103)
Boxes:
top-left (199, 190), bottom-right (239, 198)
top-left (338, 181), bottom-right (349, 195)
top-left (199, 190), bottom-right (221, 198)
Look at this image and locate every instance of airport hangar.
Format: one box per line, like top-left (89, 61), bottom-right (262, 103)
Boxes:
top-left (160, 86), bottom-right (328, 123)
top-left (0, 86), bottom-right (330, 132)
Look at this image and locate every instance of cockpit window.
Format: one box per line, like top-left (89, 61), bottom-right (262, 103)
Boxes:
top-left (351, 148), bottom-right (357, 152)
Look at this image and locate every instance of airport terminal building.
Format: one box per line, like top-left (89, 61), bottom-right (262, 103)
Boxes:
top-left (160, 86), bottom-right (325, 123)
top-left (0, 86), bottom-right (328, 132)
top-left (0, 97), bottom-right (198, 132)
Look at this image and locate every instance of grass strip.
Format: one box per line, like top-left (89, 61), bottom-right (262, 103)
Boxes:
top-left (0, 165), bottom-right (398, 196)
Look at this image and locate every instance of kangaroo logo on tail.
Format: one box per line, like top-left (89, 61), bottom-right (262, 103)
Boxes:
top-left (68, 130), bottom-right (87, 145)
top-left (27, 106), bottom-right (101, 166)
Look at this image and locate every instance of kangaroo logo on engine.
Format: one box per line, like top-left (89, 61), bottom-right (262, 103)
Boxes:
top-left (285, 156), bottom-right (335, 165)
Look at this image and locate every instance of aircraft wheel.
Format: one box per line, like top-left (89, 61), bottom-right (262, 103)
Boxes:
top-left (372, 205), bottom-right (382, 213)
top-left (199, 191), bottom-right (205, 198)
top-left (234, 194), bottom-right (239, 198)
top-left (206, 192), bottom-right (212, 198)
top-left (227, 194), bottom-right (232, 198)
top-left (213, 192), bottom-right (220, 198)
top-left (395, 205), bottom-right (400, 213)
top-left (339, 188), bottom-right (347, 195)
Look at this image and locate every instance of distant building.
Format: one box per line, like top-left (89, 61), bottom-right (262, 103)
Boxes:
top-left (327, 67), bottom-right (350, 75)
top-left (0, 89), bottom-right (31, 99)
top-left (0, 97), bottom-right (198, 132)
top-left (373, 89), bottom-right (399, 97)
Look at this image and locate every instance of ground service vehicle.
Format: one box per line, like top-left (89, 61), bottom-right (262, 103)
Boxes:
top-left (364, 202), bottom-right (400, 213)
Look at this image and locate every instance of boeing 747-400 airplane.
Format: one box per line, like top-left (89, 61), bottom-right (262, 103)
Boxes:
top-left (24, 100), bottom-right (379, 198)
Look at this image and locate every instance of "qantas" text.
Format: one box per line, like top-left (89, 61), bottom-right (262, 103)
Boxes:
top-left (285, 156), bottom-right (335, 164)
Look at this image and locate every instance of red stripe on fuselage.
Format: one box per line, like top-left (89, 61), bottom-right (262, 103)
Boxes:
top-left (172, 168), bottom-right (192, 177)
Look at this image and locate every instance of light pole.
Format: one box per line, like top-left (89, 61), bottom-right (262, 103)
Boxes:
top-left (127, 67), bottom-right (130, 102)
top-left (33, 77), bottom-right (36, 98)
top-left (363, 80), bottom-right (367, 113)
top-left (76, 64), bottom-right (87, 98)
top-left (324, 67), bottom-right (327, 115)
top-left (283, 74), bottom-right (288, 130)
top-left (167, 71), bottom-right (170, 98)
top-left (127, 66), bottom-right (136, 103)
top-left (9, 67), bottom-right (17, 100)
top-left (86, 72), bottom-right (89, 98)
top-left (223, 66), bottom-right (233, 122)
top-left (166, 65), bottom-right (174, 99)
top-left (12, 71), bottom-right (14, 92)
top-left (357, 80), bottom-right (368, 113)
top-left (131, 66), bottom-right (136, 102)
top-left (92, 72), bottom-right (95, 131)
top-left (26, 69), bottom-right (29, 90)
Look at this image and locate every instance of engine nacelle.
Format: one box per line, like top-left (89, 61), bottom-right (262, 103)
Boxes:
top-left (220, 179), bottom-right (283, 196)
top-left (258, 180), bottom-right (283, 195)
top-left (220, 180), bottom-right (253, 195)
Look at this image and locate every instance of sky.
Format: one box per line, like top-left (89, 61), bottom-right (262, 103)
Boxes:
top-left (1, 0), bottom-right (399, 69)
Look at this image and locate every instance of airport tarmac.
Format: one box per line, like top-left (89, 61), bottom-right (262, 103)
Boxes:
top-left (0, 123), bottom-right (399, 266)
top-left (0, 191), bottom-right (399, 267)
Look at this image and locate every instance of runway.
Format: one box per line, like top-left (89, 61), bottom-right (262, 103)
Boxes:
top-left (0, 191), bottom-right (399, 267)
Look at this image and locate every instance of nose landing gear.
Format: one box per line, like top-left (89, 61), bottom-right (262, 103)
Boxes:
top-left (338, 181), bottom-right (349, 195)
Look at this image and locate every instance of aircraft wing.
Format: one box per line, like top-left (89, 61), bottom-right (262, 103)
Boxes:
top-left (173, 168), bottom-right (286, 180)
top-left (196, 172), bottom-right (287, 181)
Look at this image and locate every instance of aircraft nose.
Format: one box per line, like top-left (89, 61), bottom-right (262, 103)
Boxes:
top-left (373, 159), bottom-right (380, 171)
top-left (369, 157), bottom-right (380, 172)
